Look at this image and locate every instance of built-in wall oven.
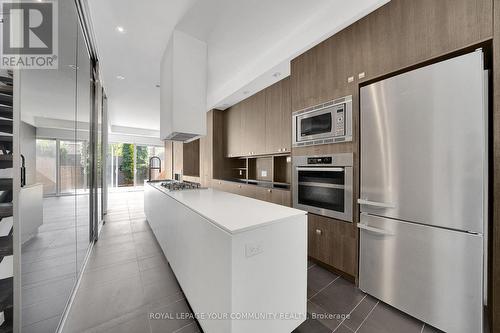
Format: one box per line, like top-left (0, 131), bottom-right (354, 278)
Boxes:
top-left (292, 95), bottom-right (352, 147)
top-left (293, 153), bottom-right (353, 222)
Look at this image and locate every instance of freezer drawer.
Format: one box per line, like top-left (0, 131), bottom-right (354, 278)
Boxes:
top-left (358, 214), bottom-right (483, 333)
top-left (359, 51), bottom-right (487, 233)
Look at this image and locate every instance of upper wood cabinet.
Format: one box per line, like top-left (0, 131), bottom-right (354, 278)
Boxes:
top-left (291, 25), bottom-right (357, 112)
top-left (291, 0), bottom-right (493, 111)
top-left (354, 0), bottom-right (493, 82)
top-left (224, 78), bottom-right (291, 157)
top-left (265, 78), bottom-right (291, 154)
top-left (242, 90), bottom-right (266, 155)
top-left (225, 103), bottom-right (242, 157)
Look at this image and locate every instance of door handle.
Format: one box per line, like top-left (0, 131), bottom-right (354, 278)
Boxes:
top-left (357, 199), bottom-right (395, 209)
top-left (357, 223), bottom-right (394, 236)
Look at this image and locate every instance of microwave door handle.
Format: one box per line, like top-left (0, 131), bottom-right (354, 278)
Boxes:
top-left (357, 223), bottom-right (394, 236)
top-left (357, 199), bottom-right (395, 209)
top-left (296, 167), bottom-right (345, 172)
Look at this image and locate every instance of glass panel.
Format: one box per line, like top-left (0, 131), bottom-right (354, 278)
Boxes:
top-left (118, 143), bottom-right (135, 187)
top-left (20, 1), bottom-right (79, 331)
top-left (135, 145), bottom-right (149, 186)
top-left (76, 23), bottom-right (92, 273)
top-left (59, 140), bottom-right (84, 194)
top-left (35, 139), bottom-right (57, 195)
top-left (300, 113), bottom-right (332, 137)
top-left (297, 169), bottom-right (345, 212)
top-left (298, 185), bottom-right (345, 212)
top-left (97, 89), bottom-right (102, 223)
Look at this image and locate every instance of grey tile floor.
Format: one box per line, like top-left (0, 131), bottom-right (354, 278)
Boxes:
top-left (21, 195), bottom-right (91, 333)
top-left (62, 191), bottom-right (442, 333)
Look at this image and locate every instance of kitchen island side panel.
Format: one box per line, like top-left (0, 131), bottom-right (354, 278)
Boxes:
top-left (144, 184), bottom-right (232, 333)
top-left (144, 184), bottom-right (308, 333)
top-left (231, 214), bottom-right (308, 333)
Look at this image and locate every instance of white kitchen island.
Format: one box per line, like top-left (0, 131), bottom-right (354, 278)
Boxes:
top-left (144, 182), bottom-right (308, 333)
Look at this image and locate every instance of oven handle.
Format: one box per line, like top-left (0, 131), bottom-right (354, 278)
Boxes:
top-left (298, 182), bottom-right (345, 189)
top-left (295, 167), bottom-right (345, 172)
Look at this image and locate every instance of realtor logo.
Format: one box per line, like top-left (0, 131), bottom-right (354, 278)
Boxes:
top-left (1, 0), bottom-right (58, 69)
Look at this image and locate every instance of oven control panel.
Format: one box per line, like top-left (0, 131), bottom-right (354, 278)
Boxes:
top-left (307, 156), bottom-right (332, 165)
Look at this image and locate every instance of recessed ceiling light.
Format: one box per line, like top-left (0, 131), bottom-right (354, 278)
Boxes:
top-left (116, 26), bottom-right (126, 33)
top-left (116, 75), bottom-right (125, 80)
top-left (155, 84), bottom-right (160, 88)
top-left (273, 72), bottom-right (281, 78)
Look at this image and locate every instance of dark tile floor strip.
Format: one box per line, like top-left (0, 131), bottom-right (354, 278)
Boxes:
top-left (61, 191), bottom-right (439, 333)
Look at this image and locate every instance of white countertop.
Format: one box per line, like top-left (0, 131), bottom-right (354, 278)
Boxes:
top-left (149, 183), bottom-right (306, 234)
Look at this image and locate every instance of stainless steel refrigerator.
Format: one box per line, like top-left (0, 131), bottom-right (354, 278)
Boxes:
top-left (358, 50), bottom-right (488, 333)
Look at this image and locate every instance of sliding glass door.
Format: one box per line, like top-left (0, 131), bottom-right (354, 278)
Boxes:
top-left (108, 143), bottom-right (165, 190)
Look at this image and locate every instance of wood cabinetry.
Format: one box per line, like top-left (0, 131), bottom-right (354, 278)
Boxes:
top-left (291, 26), bottom-right (357, 112)
top-left (225, 103), bottom-right (242, 157)
top-left (354, 0), bottom-right (492, 83)
top-left (308, 214), bottom-right (356, 277)
top-left (224, 78), bottom-right (291, 157)
top-left (183, 139), bottom-right (200, 177)
top-left (242, 90), bottom-right (266, 156)
top-left (210, 180), bottom-right (291, 207)
top-left (291, 0), bottom-right (493, 112)
top-left (265, 78), bottom-right (292, 154)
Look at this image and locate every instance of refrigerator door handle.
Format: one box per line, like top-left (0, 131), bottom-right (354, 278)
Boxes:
top-left (357, 223), bottom-right (394, 236)
top-left (358, 199), bottom-right (395, 209)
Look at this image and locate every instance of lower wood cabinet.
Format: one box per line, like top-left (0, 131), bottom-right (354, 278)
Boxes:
top-left (308, 213), bottom-right (357, 278)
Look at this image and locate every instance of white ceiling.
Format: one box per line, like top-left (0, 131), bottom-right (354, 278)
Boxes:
top-left (86, 0), bottom-right (197, 131)
top-left (86, 0), bottom-right (389, 132)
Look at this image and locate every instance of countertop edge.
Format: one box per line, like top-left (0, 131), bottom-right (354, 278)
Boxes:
top-left (147, 183), bottom-right (306, 235)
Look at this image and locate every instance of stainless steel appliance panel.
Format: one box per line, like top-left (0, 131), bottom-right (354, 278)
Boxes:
top-left (358, 213), bottom-right (483, 333)
top-left (292, 96), bottom-right (352, 147)
top-left (360, 51), bottom-right (487, 233)
top-left (293, 154), bottom-right (353, 222)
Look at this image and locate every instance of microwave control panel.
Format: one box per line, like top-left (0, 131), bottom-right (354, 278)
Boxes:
top-left (334, 105), bottom-right (345, 137)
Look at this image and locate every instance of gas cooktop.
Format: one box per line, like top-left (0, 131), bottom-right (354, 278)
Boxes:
top-left (159, 180), bottom-right (202, 191)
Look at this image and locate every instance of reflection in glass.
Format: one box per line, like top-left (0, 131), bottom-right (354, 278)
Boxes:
top-left (35, 139), bottom-right (57, 195)
top-left (19, 1), bottom-right (82, 331)
top-left (59, 141), bottom-right (88, 194)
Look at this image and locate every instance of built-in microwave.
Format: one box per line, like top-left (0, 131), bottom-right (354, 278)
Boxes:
top-left (293, 153), bottom-right (353, 222)
top-left (292, 95), bottom-right (352, 147)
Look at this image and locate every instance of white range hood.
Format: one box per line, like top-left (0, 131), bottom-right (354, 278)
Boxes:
top-left (160, 30), bottom-right (207, 142)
